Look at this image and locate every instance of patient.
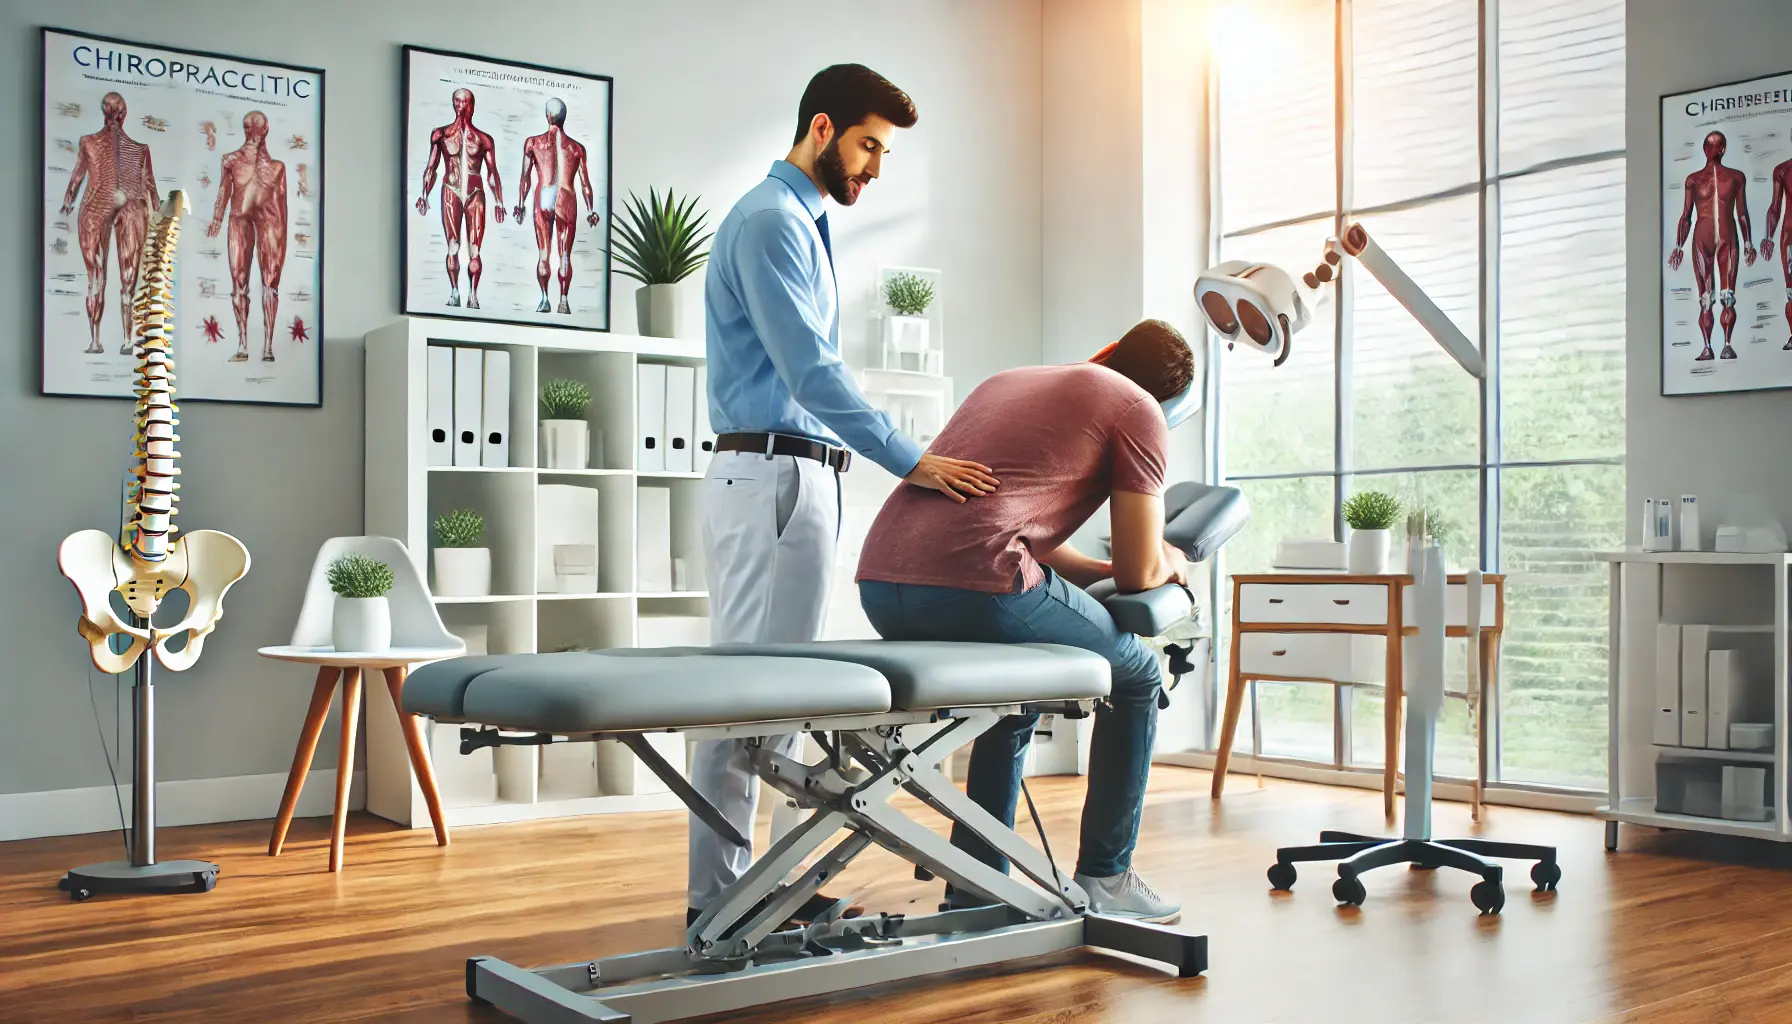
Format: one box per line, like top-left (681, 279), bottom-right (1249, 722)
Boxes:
top-left (856, 320), bottom-right (1193, 924)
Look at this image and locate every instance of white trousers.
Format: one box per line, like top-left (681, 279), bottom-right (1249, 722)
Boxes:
top-left (687, 449), bottom-right (839, 908)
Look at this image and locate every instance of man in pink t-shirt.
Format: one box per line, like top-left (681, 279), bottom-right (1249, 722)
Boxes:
top-left (857, 320), bottom-right (1196, 924)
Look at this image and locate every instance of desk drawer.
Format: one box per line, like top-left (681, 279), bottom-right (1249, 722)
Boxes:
top-left (1238, 633), bottom-right (1385, 683)
top-left (1238, 583), bottom-right (1388, 625)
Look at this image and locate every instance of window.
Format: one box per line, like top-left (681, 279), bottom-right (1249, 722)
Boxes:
top-left (1211, 0), bottom-right (1625, 791)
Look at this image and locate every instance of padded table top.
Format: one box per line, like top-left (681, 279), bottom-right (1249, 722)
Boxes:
top-left (403, 641), bottom-right (1111, 735)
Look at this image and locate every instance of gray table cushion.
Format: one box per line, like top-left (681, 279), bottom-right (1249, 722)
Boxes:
top-left (700, 641), bottom-right (1112, 710)
top-left (1086, 580), bottom-right (1195, 638)
top-left (405, 653), bottom-right (891, 732)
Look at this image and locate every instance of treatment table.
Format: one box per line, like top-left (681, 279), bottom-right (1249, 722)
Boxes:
top-left (402, 483), bottom-right (1249, 1023)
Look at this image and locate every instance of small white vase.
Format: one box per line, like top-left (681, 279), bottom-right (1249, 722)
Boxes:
top-left (332, 596), bottom-right (391, 653)
top-left (636, 283), bottom-right (682, 339)
top-left (434, 547), bottom-right (492, 597)
top-left (1347, 529), bottom-right (1392, 574)
top-left (883, 315), bottom-right (931, 371)
top-left (540, 419), bottom-right (590, 469)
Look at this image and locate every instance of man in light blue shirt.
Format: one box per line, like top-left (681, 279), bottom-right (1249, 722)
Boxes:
top-left (688, 64), bottom-right (998, 928)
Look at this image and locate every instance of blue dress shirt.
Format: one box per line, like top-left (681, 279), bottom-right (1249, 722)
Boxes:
top-left (704, 160), bottom-right (924, 478)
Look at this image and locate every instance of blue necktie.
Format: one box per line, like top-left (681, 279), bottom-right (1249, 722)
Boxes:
top-left (815, 213), bottom-right (833, 266)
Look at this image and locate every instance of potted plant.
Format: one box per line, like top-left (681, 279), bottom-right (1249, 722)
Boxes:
top-left (613, 188), bottom-right (713, 339)
top-left (540, 378), bottom-right (593, 469)
top-left (1410, 507), bottom-right (1465, 571)
top-left (882, 271), bottom-right (936, 372)
top-left (1342, 490), bottom-right (1402, 574)
top-left (432, 507), bottom-right (491, 597)
top-left (327, 552), bottom-right (396, 653)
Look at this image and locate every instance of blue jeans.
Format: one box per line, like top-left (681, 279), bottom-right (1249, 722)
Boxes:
top-left (859, 569), bottom-right (1162, 878)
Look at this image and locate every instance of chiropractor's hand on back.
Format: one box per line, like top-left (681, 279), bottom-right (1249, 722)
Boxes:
top-left (905, 453), bottom-right (1000, 503)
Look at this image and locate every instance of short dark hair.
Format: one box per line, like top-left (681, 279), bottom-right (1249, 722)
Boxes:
top-left (1090, 320), bottom-right (1196, 402)
top-left (793, 64), bottom-right (917, 145)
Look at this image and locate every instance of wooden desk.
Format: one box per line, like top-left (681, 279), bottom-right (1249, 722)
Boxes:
top-left (1212, 572), bottom-right (1505, 820)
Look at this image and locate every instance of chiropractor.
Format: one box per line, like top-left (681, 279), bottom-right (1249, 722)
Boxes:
top-left (688, 64), bottom-right (999, 927)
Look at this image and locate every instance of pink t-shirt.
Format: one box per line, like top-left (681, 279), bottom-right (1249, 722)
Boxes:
top-left (856, 363), bottom-right (1169, 594)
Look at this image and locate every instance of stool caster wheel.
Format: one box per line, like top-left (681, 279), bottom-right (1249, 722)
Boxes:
top-left (1267, 862), bottom-right (1297, 891)
top-left (57, 876), bottom-right (69, 891)
top-left (1530, 861), bottom-right (1561, 892)
top-left (1332, 875), bottom-right (1366, 906)
top-left (1470, 880), bottom-right (1505, 915)
top-left (70, 887), bottom-right (93, 903)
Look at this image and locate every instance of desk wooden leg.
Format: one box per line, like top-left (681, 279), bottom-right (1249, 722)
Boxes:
top-left (1384, 616), bottom-right (1403, 822)
top-left (385, 666), bottom-right (450, 847)
top-left (1211, 624), bottom-right (1247, 799)
top-left (1475, 632), bottom-right (1499, 823)
top-left (270, 667), bottom-right (339, 857)
top-left (329, 667), bottom-right (363, 873)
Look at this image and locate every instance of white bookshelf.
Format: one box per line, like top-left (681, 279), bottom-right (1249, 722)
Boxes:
top-left (1596, 550), bottom-right (1792, 847)
top-left (362, 316), bottom-right (711, 829)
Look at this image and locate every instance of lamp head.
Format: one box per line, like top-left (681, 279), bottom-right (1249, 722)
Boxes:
top-left (1193, 260), bottom-right (1312, 367)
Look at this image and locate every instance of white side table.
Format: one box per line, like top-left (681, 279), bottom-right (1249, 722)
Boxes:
top-left (259, 645), bottom-right (461, 871)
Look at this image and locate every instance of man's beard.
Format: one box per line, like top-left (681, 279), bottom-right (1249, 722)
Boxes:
top-left (816, 138), bottom-right (859, 205)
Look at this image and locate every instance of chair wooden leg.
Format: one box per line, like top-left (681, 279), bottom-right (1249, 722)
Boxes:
top-left (270, 667), bottom-right (340, 857)
top-left (385, 666), bottom-right (450, 847)
top-left (329, 667), bottom-right (364, 873)
top-left (1211, 628), bottom-right (1247, 799)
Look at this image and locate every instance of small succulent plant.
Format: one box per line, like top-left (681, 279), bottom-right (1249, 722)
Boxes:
top-left (1342, 491), bottom-right (1402, 532)
top-left (540, 378), bottom-right (592, 419)
top-left (883, 272), bottom-right (936, 317)
top-left (326, 553), bottom-right (395, 599)
top-left (433, 508), bottom-right (485, 548)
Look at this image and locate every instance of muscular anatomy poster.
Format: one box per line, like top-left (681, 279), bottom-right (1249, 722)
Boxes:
top-left (40, 29), bottom-right (323, 405)
top-left (1661, 70), bottom-right (1792, 396)
top-left (403, 47), bottom-right (613, 331)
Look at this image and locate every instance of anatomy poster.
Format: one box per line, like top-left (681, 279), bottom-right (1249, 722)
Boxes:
top-left (403, 46), bottom-right (613, 332)
top-left (40, 29), bottom-right (323, 405)
top-left (1661, 70), bottom-right (1792, 396)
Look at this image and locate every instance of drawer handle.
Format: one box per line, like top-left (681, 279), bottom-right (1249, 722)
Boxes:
top-left (1268, 598), bottom-right (1285, 604)
top-left (1333, 599), bottom-right (1350, 605)
top-left (1272, 649), bottom-right (1287, 657)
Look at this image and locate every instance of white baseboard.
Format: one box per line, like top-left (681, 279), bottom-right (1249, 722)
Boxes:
top-left (1153, 751), bottom-right (1602, 815)
top-left (0, 769), bottom-right (367, 843)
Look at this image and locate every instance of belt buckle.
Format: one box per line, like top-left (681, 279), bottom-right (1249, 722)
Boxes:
top-left (834, 447), bottom-right (852, 473)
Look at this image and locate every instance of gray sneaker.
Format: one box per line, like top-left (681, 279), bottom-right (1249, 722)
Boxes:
top-left (1073, 869), bottom-right (1181, 924)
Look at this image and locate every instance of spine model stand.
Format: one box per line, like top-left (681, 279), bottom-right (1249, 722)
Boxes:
top-left (56, 191), bottom-right (251, 901)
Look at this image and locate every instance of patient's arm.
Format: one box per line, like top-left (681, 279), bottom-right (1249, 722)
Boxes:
top-left (1110, 491), bottom-right (1191, 593)
top-left (1038, 543), bottom-right (1113, 589)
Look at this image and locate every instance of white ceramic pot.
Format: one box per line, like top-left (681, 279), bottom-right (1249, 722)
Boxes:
top-left (883, 315), bottom-right (931, 370)
top-left (636, 283), bottom-right (682, 339)
top-left (1347, 529), bottom-right (1392, 574)
top-left (434, 547), bottom-right (492, 597)
top-left (540, 419), bottom-right (590, 469)
top-left (332, 596), bottom-right (391, 653)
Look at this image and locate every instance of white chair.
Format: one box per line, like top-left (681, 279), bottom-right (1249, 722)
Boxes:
top-left (259, 537), bottom-right (464, 871)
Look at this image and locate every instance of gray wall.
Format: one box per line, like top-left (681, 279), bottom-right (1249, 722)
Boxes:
top-left (1, 0), bottom-right (1043, 795)
top-left (1628, 0), bottom-right (1792, 543)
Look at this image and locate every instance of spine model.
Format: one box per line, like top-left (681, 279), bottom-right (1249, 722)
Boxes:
top-left (126, 206), bottom-right (183, 564)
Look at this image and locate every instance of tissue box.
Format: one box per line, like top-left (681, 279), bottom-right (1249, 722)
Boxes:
top-left (1274, 538), bottom-right (1346, 570)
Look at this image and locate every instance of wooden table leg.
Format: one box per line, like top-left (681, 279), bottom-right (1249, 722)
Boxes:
top-left (329, 667), bottom-right (364, 873)
top-left (1476, 631), bottom-right (1500, 822)
top-left (1211, 620), bottom-right (1247, 799)
top-left (1384, 592), bottom-right (1403, 821)
top-left (385, 666), bottom-right (450, 847)
top-left (270, 667), bottom-right (340, 857)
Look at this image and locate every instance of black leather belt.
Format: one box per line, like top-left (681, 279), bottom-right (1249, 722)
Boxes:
top-left (714, 432), bottom-right (852, 472)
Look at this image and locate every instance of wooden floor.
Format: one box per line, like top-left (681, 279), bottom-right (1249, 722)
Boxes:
top-left (6, 767), bottom-right (1792, 1023)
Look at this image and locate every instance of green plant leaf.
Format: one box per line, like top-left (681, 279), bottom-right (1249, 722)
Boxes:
top-left (1342, 490), bottom-right (1403, 531)
top-left (433, 507), bottom-right (485, 548)
top-left (612, 187), bottom-right (713, 284)
top-left (327, 553), bottom-right (395, 599)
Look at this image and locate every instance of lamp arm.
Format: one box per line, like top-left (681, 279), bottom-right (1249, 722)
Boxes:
top-left (1335, 222), bottom-right (1485, 380)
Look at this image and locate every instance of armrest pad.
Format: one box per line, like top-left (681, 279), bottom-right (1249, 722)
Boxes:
top-left (1086, 579), bottom-right (1194, 637)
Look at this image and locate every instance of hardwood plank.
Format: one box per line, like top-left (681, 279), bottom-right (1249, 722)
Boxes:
top-left (5, 768), bottom-right (1792, 1023)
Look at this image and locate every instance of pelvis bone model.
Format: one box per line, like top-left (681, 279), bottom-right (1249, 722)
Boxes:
top-left (58, 191), bottom-right (251, 674)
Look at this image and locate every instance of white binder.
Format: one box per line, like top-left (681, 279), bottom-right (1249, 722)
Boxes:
top-left (481, 350), bottom-right (511, 468)
top-left (638, 363), bottom-right (668, 472)
top-left (1707, 649), bottom-right (1742, 750)
top-left (665, 365), bottom-right (696, 473)
top-left (1654, 624), bottom-right (1681, 746)
top-left (694, 365), bottom-right (717, 473)
top-left (637, 486), bottom-right (674, 592)
top-left (453, 348), bottom-right (484, 467)
top-left (427, 346), bottom-right (454, 467)
top-left (1680, 624), bottom-right (1710, 748)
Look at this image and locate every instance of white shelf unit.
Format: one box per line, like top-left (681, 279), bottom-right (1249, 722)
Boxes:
top-left (363, 316), bottom-right (711, 829)
top-left (1597, 551), bottom-right (1791, 845)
